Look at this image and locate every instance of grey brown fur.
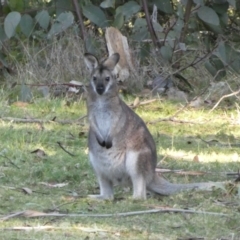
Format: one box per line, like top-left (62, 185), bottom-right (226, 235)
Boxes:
top-left (84, 52), bottom-right (216, 200)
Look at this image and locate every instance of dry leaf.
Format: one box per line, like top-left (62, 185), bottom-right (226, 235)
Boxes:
top-left (30, 149), bottom-right (47, 158)
top-left (12, 102), bottom-right (29, 108)
top-left (22, 187), bottom-right (32, 195)
top-left (193, 155), bottom-right (200, 162)
top-left (133, 97), bottom-right (140, 107)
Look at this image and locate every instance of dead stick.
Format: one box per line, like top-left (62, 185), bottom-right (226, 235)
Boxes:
top-left (57, 142), bottom-right (75, 157)
top-left (0, 208), bottom-right (228, 221)
top-left (0, 115), bottom-right (87, 125)
top-left (210, 89), bottom-right (240, 112)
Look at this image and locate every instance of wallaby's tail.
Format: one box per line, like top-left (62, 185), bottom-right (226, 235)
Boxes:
top-left (148, 173), bottom-right (220, 195)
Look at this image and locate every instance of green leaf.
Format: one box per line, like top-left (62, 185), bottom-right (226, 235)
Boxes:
top-left (193, 0), bottom-right (204, 6)
top-left (0, 52), bottom-right (8, 67)
top-left (227, 0), bottom-right (236, 8)
top-left (100, 0), bottom-right (115, 8)
top-left (35, 10), bottom-right (50, 30)
top-left (56, 0), bottom-right (73, 16)
top-left (153, 22), bottom-right (163, 33)
top-left (20, 14), bottom-right (34, 37)
top-left (132, 27), bottom-right (149, 41)
top-left (217, 41), bottom-right (227, 63)
top-left (152, 0), bottom-right (173, 14)
top-left (133, 18), bottom-right (147, 32)
top-left (0, 26), bottom-right (7, 42)
top-left (160, 45), bottom-right (173, 62)
top-left (116, 1), bottom-right (141, 21)
top-left (4, 11), bottom-right (21, 39)
top-left (9, 0), bottom-right (24, 11)
top-left (82, 4), bottom-right (109, 28)
top-left (48, 12), bottom-right (74, 38)
top-left (197, 6), bottom-right (220, 26)
top-left (204, 56), bottom-right (226, 81)
top-left (212, 2), bottom-right (229, 14)
top-left (85, 35), bottom-right (100, 56)
top-left (113, 13), bottom-right (124, 29)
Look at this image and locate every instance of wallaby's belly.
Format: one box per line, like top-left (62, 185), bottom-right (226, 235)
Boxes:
top-left (89, 146), bottom-right (130, 185)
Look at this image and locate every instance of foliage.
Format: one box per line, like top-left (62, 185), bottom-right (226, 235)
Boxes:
top-left (0, 0), bottom-right (239, 88)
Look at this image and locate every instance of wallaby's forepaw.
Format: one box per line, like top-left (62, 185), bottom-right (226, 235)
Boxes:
top-left (88, 194), bottom-right (113, 200)
top-left (96, 135), bottom-right (106, 147)
top-left (96, 135), bottom-right (112, 149)
top-left (105, 138), bottom-right (112, 149)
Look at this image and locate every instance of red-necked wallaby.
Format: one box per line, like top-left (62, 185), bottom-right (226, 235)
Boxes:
top-left (84, 52), bottom-right (216, 200)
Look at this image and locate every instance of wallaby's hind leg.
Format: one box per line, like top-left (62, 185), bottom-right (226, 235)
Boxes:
top-left (88, 174), bottom-right (114, 200)
top-left (126, 151), bottom-right (147, 200)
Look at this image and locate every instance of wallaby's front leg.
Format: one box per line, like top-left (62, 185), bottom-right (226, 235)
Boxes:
top-left (89, 174), bottom-right (114, 200)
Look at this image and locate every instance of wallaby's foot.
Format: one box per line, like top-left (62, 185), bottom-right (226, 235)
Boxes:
top-left (88, 194), bottom-right (114, 200)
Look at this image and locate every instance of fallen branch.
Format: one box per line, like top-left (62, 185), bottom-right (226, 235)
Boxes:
top-left (0, 208), bottom-right (228, 221)
top-left (1, 226), bottom-right (109, 233)
top-left (57, 142), bottom-right (76, 157)
top-left (210, 88), bottom-right (240, 112)
top-left (0, 115), bottom-right (87, 125)
top-left (148, 117), bottom-right (205, 125)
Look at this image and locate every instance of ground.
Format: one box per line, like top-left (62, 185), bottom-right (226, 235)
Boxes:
top-left (0, 95), bottom-right (239, 239)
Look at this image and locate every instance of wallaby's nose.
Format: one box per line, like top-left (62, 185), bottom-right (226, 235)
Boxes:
top-left (96, 84), bottom-right (105, 95)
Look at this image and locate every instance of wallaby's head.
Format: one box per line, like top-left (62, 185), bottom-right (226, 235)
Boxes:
top-left (84, 53), bottom-right (120, 96)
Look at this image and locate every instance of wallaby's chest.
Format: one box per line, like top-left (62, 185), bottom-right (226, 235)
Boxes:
top-left (89, 99), bottom-right (115, 135)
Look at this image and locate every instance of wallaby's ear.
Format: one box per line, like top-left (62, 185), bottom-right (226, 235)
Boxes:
top-left (84, 53), bottom-right (99, 72)
top-left (103, 53), bottom-right (120, 71)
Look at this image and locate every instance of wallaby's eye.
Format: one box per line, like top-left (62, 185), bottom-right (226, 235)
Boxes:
top-left (93, 76), bottom-right (97, 81)
top-left (105, 77), bottom-right (110, 82)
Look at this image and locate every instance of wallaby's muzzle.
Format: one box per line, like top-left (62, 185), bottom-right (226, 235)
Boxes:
top-left (96, 84), bottom-right (105, 95)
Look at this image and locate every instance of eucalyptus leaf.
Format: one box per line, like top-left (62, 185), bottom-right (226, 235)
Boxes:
top-left (20, 14), bottom-right (34, 37)
top-left (160, 45), bottom-right (173, 62)
top-left (100, 0), bottom-right (115, 8)
top-left (197, 6), bottom-right (220, 26)
top-left (116, 1), bottom-right (141, 21)
top-left (0, 26), bottom-right (7, 42)
top-left (35, 10), bottom-right (50, 30)
top-left (113, 13), bottom-right (124, 29)
top-left (227, 0), bottom-right (236, 8)
top-left (82, 4), bottom-right (109, 28)
top-left (133, 18), bottom-right (147, 32)
top-left (4, 11), bottom-right (21, 39)
top-left (132, 27), bottom-right (149, 41)
top-left (48, 12), bottom-right (74, 38)
top-left (152, 0), bottom-right (173, 14)
top-left (9, 0), bottom-right (24, 11)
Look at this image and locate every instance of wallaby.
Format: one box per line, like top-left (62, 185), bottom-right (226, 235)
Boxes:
top-left (84, 52), bottom-right (217, 200)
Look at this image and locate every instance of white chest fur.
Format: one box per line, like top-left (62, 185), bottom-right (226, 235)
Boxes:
top-left (89, 98), bottom-right (113, 138)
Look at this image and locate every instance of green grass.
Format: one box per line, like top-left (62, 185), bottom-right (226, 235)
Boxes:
top-left (0, 95), bottom-right (240, 239)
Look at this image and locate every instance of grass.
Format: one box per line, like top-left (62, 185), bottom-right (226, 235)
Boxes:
top-left (0, 93), bottom-right (239, 240)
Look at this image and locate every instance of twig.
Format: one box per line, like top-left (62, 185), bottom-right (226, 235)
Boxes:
top-left (209, 89), bottom-right (240, 112)
top-left (141, 0), bottom-right (160, 49)
top-left (0, 211), bottom-right (25, 221)
top-left (148, 102), bottom-right (196, 124)
top-left (72, 0), bottom-right (87, 43)
top-left (0, 115), bottom-right (87, 125)
top-left (57, 142), bottom-right (76, 157)
top-left (1, 226), bottom-right (109, 233)
top-left (0, 208), bottom-right (228, 221)
top-left (0, 155), bottom-right (20, 169)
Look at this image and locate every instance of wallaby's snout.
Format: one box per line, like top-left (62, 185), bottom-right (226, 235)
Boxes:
top-left (96, 82), bottom-right (105, 95)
